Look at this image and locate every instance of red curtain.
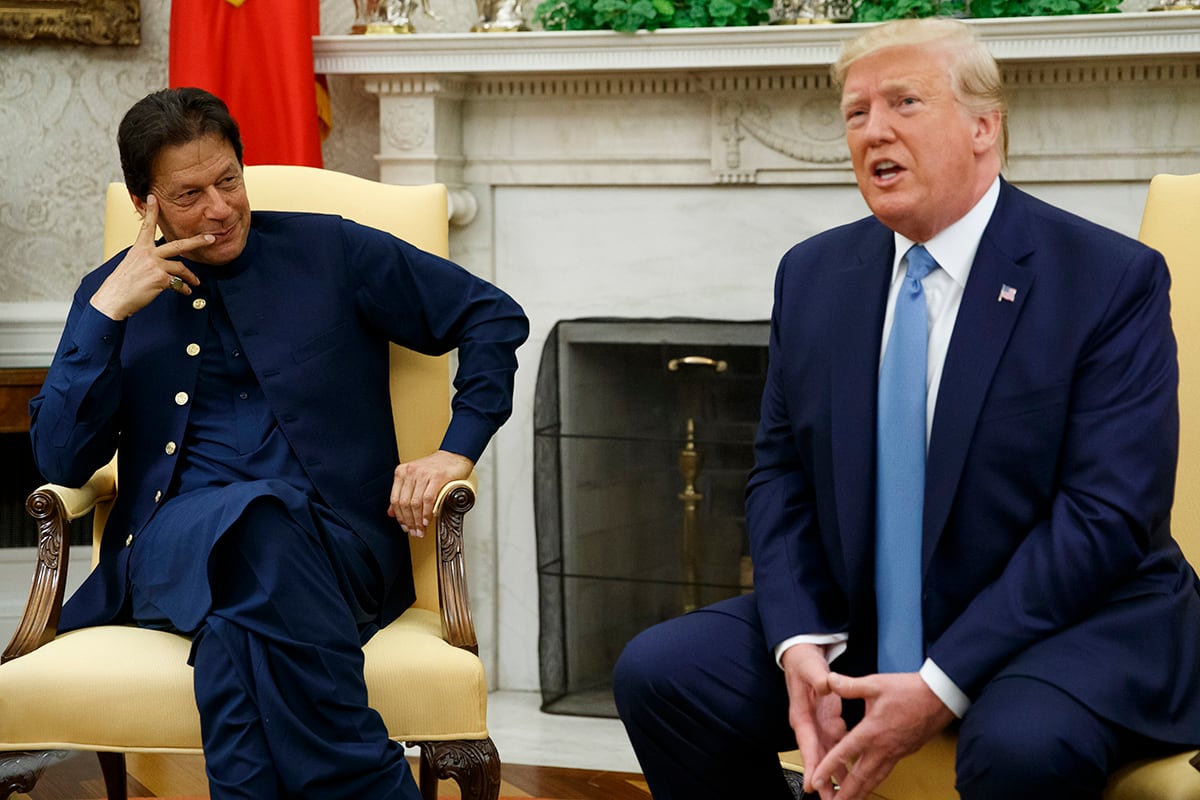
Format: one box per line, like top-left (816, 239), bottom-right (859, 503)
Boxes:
top-left (169, 0), bottom-right (329, 167)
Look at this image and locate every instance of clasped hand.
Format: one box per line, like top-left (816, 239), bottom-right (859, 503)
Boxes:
top-left (89, 195), bottom-right (209, 320)
top-left (783, 644), bottom-right (955, 800)
top-left (388, 450), bottom-right (474, 537)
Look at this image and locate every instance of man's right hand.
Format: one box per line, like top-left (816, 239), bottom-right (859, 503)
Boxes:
top-left (89, 194), bottom-right (212, 320)
top-left (781, 643), bottom-right (847, 800)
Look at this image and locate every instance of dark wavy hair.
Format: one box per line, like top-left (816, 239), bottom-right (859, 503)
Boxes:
top-left (118, 87), bottom-right (244, 199)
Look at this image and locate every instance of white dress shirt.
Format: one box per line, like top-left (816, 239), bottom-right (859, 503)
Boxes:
top-left (773, 177), bottom-right (1002, 720)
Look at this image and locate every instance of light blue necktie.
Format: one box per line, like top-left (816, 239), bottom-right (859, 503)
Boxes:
top-left (875, 244), bottom-right (936, 673)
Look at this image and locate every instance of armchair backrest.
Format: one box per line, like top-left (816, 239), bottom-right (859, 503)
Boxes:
top-left (1139, 173), bottom-right (1200, 568)
top-left (103, 166), bottom-right (452, 612)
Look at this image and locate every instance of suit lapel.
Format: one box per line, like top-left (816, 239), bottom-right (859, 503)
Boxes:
top-left (830, 224), bottom-right (894, 592)
top-left (923, 184), bottom-right (1037, 567)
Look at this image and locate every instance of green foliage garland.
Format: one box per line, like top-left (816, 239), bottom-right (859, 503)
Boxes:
top-left (534, 0), bottom-right (1120, 31)
top-left (855, 0), bottom-right (1119, 19)
top-left (534, 0), bottom-right (774, 32)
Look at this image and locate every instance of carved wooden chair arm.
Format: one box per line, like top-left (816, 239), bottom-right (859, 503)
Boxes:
top-left (432, 479), bottom-right (480, 654)
top-left (2, 460), bottom-right (117, 664)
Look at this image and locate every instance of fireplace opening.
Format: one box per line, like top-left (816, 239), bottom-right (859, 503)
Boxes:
top-left (535, 318), bottom-right (769, 717)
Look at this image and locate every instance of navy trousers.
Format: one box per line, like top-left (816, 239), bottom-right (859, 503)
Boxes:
top-left (131, 498), bottom-right (420, 800)
top-left (613, 594), bottom-right (1167, 800)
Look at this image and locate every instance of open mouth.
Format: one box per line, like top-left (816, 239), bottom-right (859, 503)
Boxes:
top-left (873, 160), bottom-right (903, 182)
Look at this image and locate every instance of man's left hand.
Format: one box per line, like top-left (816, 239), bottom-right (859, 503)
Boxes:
top-left (805, 671), bottom-right (955, 800)
top-left (388, 450), bottom-right (474, 537)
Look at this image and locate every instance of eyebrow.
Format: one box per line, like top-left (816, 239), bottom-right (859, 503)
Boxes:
top-left (840, 79), bottom-right (930, 112)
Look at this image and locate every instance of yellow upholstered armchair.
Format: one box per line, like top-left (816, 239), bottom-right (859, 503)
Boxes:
top-left (0, 166), bottom-right (500, 800)
top-left (780, 173), bottom-right (1200, 800)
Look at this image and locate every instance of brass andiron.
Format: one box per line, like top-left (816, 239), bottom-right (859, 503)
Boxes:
top-left (668, 355), bottom-right (727, 613)
top-left (678, 418), bottom-right (703, 613)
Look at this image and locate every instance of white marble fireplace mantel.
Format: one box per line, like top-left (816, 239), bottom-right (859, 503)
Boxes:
top-left (312, 15), bottom-right (1200, 694)
top-left (315, 14), bottom-right (1200, 209)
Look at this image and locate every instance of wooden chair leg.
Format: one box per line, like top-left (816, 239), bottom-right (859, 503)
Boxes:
top-left (96, 751), bottom-right (128, 800)
top-left (414, 738), bottom-right (501, 800)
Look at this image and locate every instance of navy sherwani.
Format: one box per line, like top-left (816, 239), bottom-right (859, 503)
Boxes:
top-left (32, 211), bottom-right (527, 634)
top-left (30, 211), bottom-right (528, 799)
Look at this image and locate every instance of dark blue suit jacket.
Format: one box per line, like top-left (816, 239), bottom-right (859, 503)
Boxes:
top-left (32, 212), bottom-right (528, 634)
top-left (747, 180), bottom-right (1200, 742)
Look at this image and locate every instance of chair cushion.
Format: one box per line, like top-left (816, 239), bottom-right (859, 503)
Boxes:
top-left (1104, 751), bottom-right (1200, 800)
top-left (780, 731), bottom-right (959, 800)
top-left (781, 738), bottom-right (1200, 800)
top-left (0, 608), bottom-right (487, 751)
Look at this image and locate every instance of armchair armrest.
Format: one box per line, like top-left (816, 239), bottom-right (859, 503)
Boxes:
top-left (2, 460), bottom-right (117, 664)
top-left (432, 478), bottom-right (480, 654)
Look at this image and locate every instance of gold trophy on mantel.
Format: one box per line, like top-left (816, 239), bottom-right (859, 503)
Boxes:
top-left (472, 0), bottom-right (530, 31)
top-left (352, 0), bottom-right (527, 32)
top-left (351, 0), bottom-right (435, 33)
top-left (771, 0), bottom-right (853, 23)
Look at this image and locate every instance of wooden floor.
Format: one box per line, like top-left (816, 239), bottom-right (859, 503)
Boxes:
top-left (18, 752), bottom-right (653, 800)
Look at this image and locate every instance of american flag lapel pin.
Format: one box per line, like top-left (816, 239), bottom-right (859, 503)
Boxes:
top-left (998, 284), bottom-right (1017, 303)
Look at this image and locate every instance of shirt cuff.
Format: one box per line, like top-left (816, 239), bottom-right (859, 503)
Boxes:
top-left (774, 633), bottom-right (850, 669)
top-left (919, 658), bottom-right (971, 718)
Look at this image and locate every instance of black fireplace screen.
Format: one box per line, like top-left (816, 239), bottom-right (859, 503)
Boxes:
top-left (535, 318), bottom-right (769, 717)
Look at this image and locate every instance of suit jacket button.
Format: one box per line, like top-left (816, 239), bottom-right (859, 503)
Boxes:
top-left (175, 391), bottom-right (189, 405)
top-left (186, 343), bottom-right (201, 357)
top-left (165, 441), bottom-right (177, 455)
top-left (192, 298), bottom-right (207, 310)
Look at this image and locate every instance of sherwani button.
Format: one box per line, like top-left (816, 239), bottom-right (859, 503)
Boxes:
top-left (175, 391), bottom-right (189, 405)
top-left (155, 490), bottom-right (162, 502)
top-left (193, 298), bottom-right (207, 310)
top-left (165, 441), bottom-right (177, 455)
top-left (186, 343), bottom-right (201, 356)
top-left (125, 534), bottom-right (133, 547)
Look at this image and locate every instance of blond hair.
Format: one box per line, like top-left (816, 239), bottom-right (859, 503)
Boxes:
top-left (832, 18), bottom-right (1008, 163)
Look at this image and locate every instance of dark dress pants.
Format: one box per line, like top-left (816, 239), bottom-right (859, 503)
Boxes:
top-left (613, 593), bottom-right (1164, 800)
top-left (132, 498), bottom-right (420, 800)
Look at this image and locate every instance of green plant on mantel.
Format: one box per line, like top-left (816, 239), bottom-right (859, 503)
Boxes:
top-left (857, 0), bottom-right (1119, 20)
top-left (534, 0), bottom-right (773, 31)
top-left (534, 0), bottom-right (1119, 31)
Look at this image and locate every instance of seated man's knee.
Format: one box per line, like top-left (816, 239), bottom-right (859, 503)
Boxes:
top-left (613, 623), bottom-right (675, 719)
top-left (956, 678), bottom-right (1114, 800)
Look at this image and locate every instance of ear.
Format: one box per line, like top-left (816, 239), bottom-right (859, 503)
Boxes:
top-left (972, 109), bottom-right (1003, 156)
top-left (130, 191), bottom-right (147, 218)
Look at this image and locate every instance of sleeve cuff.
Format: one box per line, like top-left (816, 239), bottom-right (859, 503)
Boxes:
top-left (919, 658), bottom-right (971, 718)
top-left (774, 633), bottom-right (850, 669)
top-left (76, 302), bottom-right (126, 357)
top-left (439, 409), bottom-right (496, 464)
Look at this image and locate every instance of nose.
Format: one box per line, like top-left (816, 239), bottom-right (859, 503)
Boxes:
top-left (861, 103), bottom-right (896, 144)
top-left (200, 186), bottom-right (231, 218)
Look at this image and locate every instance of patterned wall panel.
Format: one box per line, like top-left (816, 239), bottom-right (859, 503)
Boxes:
top-left (0, 0), bottom-right (481, 304)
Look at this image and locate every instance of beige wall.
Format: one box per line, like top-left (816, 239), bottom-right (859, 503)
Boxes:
top-left (0, 0), bottom-right (477, 305)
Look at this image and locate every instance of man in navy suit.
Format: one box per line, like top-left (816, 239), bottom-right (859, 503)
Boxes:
top-left (31, 88), bottom-right (528, 800)
top-left (614, 18), bottom-right (1200, 800)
